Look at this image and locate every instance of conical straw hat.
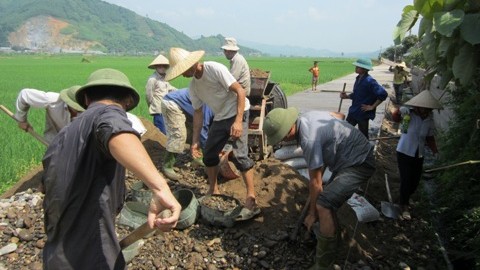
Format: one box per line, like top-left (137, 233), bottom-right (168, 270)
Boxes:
top-left (165, 48), bottom-right (205, 81)
top-left (404, 90), bottom-right (443, 109)
top-left (148, 54), bottom-right (169, 69)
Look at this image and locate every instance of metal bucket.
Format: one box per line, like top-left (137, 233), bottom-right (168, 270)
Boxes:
top-left (173, 189), bottom-right (199, 230)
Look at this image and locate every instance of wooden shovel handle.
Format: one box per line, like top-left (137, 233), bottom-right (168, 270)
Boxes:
top-left (0, 104), bottom-right (49, 146)
top-left (338, 83), bottom-right (346, 113)
top-left (290, 195), bottom-right (310, 241)
top-left (119, 209), bottom-right (172, 250)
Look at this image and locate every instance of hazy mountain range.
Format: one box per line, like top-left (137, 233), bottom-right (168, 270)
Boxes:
top-left (0, 0), bottom-right (378, 58)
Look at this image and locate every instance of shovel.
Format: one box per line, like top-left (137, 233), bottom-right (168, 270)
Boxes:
top-left (119, 209), bottom-right (171, 250)
top-left (0, 104), bottom-right (49, 146)
top-left (380, 173), bottom-right (401, 219)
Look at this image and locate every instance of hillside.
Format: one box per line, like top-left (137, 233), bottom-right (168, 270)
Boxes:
top-left (0, 0), bottom-right (260, 55)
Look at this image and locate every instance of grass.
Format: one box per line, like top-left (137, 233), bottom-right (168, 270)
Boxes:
top-left (0, 54), bottom-right (355, 195)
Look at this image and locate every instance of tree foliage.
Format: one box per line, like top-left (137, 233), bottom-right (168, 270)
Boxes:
top-left (395, 0), bottom-right (480, 266)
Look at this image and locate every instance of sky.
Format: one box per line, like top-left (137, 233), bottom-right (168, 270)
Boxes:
top-left (103, 0), bottom-right (417, 53)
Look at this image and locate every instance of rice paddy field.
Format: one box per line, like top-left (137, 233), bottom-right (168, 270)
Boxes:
top-left (0, 54), bottom-right (355, 194)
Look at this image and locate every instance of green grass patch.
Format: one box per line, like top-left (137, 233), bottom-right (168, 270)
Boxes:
top-left (0, 54), bottom-right (354, 195)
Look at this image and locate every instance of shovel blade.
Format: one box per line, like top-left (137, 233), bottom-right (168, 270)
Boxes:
top-left (381, 201), bottom-right (401, 219)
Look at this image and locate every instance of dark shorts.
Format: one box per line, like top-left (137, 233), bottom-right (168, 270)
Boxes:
top-left (203, 111), bottom-right (255, 172)
top-left (316, 150), bottom-right (376, 210)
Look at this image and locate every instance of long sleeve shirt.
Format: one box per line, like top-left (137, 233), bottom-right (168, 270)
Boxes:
top-left (145, 71), bottom-right (177, 115)
top-left (348, 74), bottom-right (388, 121)
top-left (14, 88), bottom-right (71, 143)
top-left (396, 111), bottom-right (436, 158)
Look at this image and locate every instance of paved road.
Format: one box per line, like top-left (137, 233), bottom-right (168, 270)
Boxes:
top-left (286, 63), bottom-right (394, 137)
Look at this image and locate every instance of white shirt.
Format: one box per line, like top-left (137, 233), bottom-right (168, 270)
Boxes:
top-left (230, 53), bottom-right (251, 96)
top-left (145, 71), bottom-right (177, 115)
top-left (396, 112), bottom-right (435, 158)
top-left (190, 61), bottom-right (250, 121)
top-left (14, 88), bottom-right (71, 143)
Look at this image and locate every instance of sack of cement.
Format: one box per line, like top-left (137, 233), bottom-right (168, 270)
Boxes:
top-left (283, 157), bottom-right (307, 169)
top-left (274, 145), bottom-right (303, 160)
top-left (346, 193), bottom-right (379, 223)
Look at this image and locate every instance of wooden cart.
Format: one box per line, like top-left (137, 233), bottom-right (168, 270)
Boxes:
top-left (248, 69), bottom-right (288, 160)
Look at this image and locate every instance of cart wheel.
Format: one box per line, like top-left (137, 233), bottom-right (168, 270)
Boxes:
top-left (265, 82), bottom-right (288, 113)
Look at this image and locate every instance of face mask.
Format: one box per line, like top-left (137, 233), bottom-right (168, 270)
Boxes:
top-left (156, 67), bottom-right (166, 75)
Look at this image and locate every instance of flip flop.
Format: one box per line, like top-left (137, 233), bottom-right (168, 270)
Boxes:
top-left (234, 207), bottom-right (261, 221)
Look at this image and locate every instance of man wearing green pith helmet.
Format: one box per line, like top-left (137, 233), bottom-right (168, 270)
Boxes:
top-left (263, 108), bottom-right (376, 269)
top-left (42, 68), bottom-right (181, 269)
top-left (340, 58), bottom-right (388, 138)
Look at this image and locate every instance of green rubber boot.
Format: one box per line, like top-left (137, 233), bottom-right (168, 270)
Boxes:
top-left (308, 234), bottom-right (339, 270)
top-left (163, 151), bottom-right (180, 181)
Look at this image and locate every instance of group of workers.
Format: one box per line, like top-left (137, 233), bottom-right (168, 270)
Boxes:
top-left (10, 37), bottom-right (441, 269)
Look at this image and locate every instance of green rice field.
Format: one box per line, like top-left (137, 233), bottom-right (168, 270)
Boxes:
top-left (0, 54), bottom-right (355, 194)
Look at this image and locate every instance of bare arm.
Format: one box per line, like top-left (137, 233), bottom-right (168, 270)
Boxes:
top-left (228, 82), bottom-right (245, 139)
top-left (109, 133), bottom-right (181, 231)
top-left (191, 107), bottom-right (204, 158)
top-left (304, 167), bottom-right (324, 231)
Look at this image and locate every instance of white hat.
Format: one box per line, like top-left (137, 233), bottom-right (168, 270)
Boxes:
top-left (165, 47), bottom-right (205, 81)
top-left (148, 54), bottom-right (169, 69)
top-left (404, 90), bottom-right (443, 109)
top-left (221, 37), bottom-right (240, 51)
top-left (396, 61), bottom-right (407, 69)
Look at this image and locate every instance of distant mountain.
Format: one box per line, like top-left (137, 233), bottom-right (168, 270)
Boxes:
top-left (239, 39), bottom-right (380, 58)
top-left (0, 0), bottom-right (377, 58)
top-left (0, 0), bottom-right (260, 55)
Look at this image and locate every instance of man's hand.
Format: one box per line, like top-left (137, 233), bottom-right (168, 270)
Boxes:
top-left (304, 213), bottom-right (317, 231)
top-left (340, 92), bottom-right (349, 99)
top-left (190, 143), bottom-right (202, 159)
top-left (230, 121), bottom-right (242, 139)
top-left (148, 190), bottom-right (181, 231)
top-left (18, 121), bottom-right (31, 132)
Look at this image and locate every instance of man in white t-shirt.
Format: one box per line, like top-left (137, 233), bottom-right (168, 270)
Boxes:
top-left (165, 47), bottom-right (259, 216)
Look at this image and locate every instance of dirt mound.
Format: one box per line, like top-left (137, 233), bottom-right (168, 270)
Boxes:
top-left (0, 114), bottom-right (448, 269)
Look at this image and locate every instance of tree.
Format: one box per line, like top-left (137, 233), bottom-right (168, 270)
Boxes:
top-left (394, 1), bottom-right (480, 267)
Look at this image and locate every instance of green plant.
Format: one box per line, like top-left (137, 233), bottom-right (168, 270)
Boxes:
top-left (394, 0), bottom-right (480, 266)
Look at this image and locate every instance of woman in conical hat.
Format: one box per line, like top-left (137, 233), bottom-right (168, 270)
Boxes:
top-left (395, 90), bottom-right (441, 220)
top-left (146, 54), bottom-right (177, 134)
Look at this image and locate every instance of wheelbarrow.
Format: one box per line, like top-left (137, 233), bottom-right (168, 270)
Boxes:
top-left (381, 173), bottom-right (401, 219)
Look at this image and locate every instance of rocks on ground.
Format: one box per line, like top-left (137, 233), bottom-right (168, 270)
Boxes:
top-left (0, 116), bottom-right (447, 269)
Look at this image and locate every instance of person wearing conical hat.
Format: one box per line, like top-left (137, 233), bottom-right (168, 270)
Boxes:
top-left (165, 47), bottom-right (259, 215)
top-left (395, 90), bottom-right (441, 220)
top-left (13, 85), bottom-right (84, 143)
top-left (393, 61), bottom-right (410, 104)
top-left (146, 54), bottom-right (177, 134)
top-left (221, 37), bottom-right (251, 96)
top-left (340, 58), bottom-right (388, 138)
top-left (262, 108), bottom-right (375, 269)
top-left (42, 68), bottom-right (181, 269)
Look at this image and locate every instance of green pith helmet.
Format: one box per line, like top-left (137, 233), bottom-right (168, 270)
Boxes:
top-left (352, 58), bottom-right (373, 71)
top-left (75, 68), bottom-right (140, 111)
top-left (263, 107), bottom-right (299, 146)
top-left (59, 85), bottom-right (84, 112)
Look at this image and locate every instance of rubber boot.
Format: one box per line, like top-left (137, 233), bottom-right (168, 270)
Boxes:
top-left (163, 151), bottom-right (180, 181)
top-left (308, 234), bottom-right (339, 270)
